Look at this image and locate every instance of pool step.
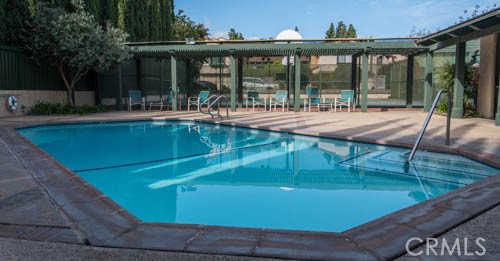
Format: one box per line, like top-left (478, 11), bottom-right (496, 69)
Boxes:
top-left (341, 150), bottom-right (496, 185)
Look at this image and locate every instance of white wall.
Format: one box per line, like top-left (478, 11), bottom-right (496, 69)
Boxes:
top-left (0, 90), bottom-right (95, 117)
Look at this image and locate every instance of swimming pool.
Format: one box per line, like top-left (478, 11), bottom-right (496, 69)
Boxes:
top-left (18, 120), bottom-right (499, 232)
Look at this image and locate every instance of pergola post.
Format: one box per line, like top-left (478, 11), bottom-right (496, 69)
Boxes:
top-left (170, 53), bottom-right (178, 111)
top-left (423, 52), bottom-right (434, 112)
top-left (351, 54), bottom-right (358, 91)
top-left (116, 68), bottom-right (123, 111)
top-left (230, 54), bottom-right (237, 112)
top-left (452, 42), bottom-right (466, 118)
top-left (406, 54), bottom-right (414, 108)
top-left (135, 58), bottom-right (142, 92)
top-left (496, 73), bottom-right (500, 126)
top-left (361, 52), bottom-right (369, 112)
top-left (185, 59), bottom-right (192, 98)
top-left (237, 58), bottom-right (243, 106)
top-left (294, 50), bottom-right (302, 112)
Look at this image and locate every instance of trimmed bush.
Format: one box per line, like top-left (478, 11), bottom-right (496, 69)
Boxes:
top-left (30, 101), bottom-right (108, 115)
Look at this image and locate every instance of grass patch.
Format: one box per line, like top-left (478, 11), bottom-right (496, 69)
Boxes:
top-left (30, 101), bottom-right (109, 115)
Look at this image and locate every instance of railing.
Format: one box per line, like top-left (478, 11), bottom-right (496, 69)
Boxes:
top-left (199, 95), bottom-right (229, 119)
top-left (408, 90), bottom-right (451, 162)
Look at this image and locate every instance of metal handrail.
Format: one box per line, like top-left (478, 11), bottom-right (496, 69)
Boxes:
top-left (408, 90), bottom-right (451, 162)
top-left (198, 95), bottom-right (219, 116)
top-left (199, 95), bottom-right (229, 119)
top-left (208, 95), bottom-right (229, 119)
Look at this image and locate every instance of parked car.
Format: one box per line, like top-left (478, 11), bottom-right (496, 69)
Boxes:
top-left (192, 81), bottom-right (217, 92)
top-left (242, 77), bottom-right (278, 90)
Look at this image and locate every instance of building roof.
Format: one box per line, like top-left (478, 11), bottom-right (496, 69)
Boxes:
top-left (416, 8), bottom-right (500, 50)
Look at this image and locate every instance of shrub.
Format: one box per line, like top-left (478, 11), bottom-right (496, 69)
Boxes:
top-left (30, 101), bottom-right (108, 115)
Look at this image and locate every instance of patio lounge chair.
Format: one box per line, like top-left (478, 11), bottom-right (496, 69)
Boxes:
top-left (128, 90), bottom-right (145, 111)
top-left (269, 90), bottom-right (289, 112)
top-left (246, 91), bottom-right (266, 111)
top-left (304, 86), bottom-right (324, 112)
top-left (187, 91), bottom-right (209, 112)
top-left (334, 90), bottom-right (355, 112)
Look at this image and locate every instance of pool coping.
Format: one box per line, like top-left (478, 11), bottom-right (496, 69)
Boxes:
top-left (2, 117), bottom-right (499, 260)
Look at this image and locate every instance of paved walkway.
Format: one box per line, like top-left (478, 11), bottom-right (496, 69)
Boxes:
top-left (0, 110), bottom-right (498, 260)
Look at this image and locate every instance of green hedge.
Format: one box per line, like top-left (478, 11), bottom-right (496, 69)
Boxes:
top-left (30, 102), bottom-right (108, 115)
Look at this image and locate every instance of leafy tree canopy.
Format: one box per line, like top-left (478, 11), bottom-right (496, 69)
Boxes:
top-left (172, 9), bottom-right (209, 40)
top-left (228, 28), bottom-right (244, 40)
top-left (25, 0), bottom-right (131, 106)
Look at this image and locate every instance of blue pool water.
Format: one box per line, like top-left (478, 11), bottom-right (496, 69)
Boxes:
top-left (18, 121), bottom-right (498, 232)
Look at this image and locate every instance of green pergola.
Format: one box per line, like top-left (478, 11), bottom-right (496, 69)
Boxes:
top-left (129, 40), bottom-right (427, 112)
top-left (125, 8), bottom-right (500, 121)
top-left (416, 8), bottom-right (500, 123)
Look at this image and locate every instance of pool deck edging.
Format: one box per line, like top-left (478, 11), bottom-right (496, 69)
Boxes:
top-left (2, 116), bottom-right (499, 260)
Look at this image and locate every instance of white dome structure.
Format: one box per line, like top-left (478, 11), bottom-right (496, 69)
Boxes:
top-left (276, 29), bottom-right (303, 65)
top-left (275, 29), bottom-right (303, 41)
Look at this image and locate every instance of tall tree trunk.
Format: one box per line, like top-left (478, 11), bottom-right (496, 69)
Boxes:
top-left (56, 64), bottom-right (89, 107)
top-left (56, 63), bottom-right (75, 106)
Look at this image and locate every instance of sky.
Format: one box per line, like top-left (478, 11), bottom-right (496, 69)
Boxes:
top-left (175, 0), bottom-right (498, 39)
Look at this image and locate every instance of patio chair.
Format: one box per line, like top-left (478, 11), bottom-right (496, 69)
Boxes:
top-left (334, 90), bottom-right (355, 112)
top-left (187, 91), bottom-right (209, 112)
top-left (304, 86), bottom-right (323, 112)
top-left (149, 88), bottom-right (176, 111)
top-left (246, 91), bottom-right (266, 111)
top-left (128, 90), bottom-right (145, 111)
top-left (269, 90), bottom-right (289, 112)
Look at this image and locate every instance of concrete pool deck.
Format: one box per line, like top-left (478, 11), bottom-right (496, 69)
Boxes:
top-left (0, 110), bottom-right (499, 260)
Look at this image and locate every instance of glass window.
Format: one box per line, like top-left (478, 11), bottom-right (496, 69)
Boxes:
top-left (337, 55), bottom-right (352, 64)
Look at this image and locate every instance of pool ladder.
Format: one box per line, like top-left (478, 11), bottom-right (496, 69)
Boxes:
top-left (408, 90), bottom-right (451, 162)
top-left (199, 95), bottom-right (229, 119)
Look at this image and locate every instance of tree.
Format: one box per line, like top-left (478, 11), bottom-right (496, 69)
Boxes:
top-left (346, 24), bottom-right (357, 38)
top-left (103, 0), bottom-right (118, 27)
top-left (172, 9), bottom-right (209, 40)
top-left (26, 0), bottom-right (131, 106)
top-left (0, 0), bottom-right (31, 46)
top-left (336, 21), bottom-right (347, 38)
top-left (325, 22), bottom-right (335, 38)
top-left (228, 28), bottom-right (244, 40)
